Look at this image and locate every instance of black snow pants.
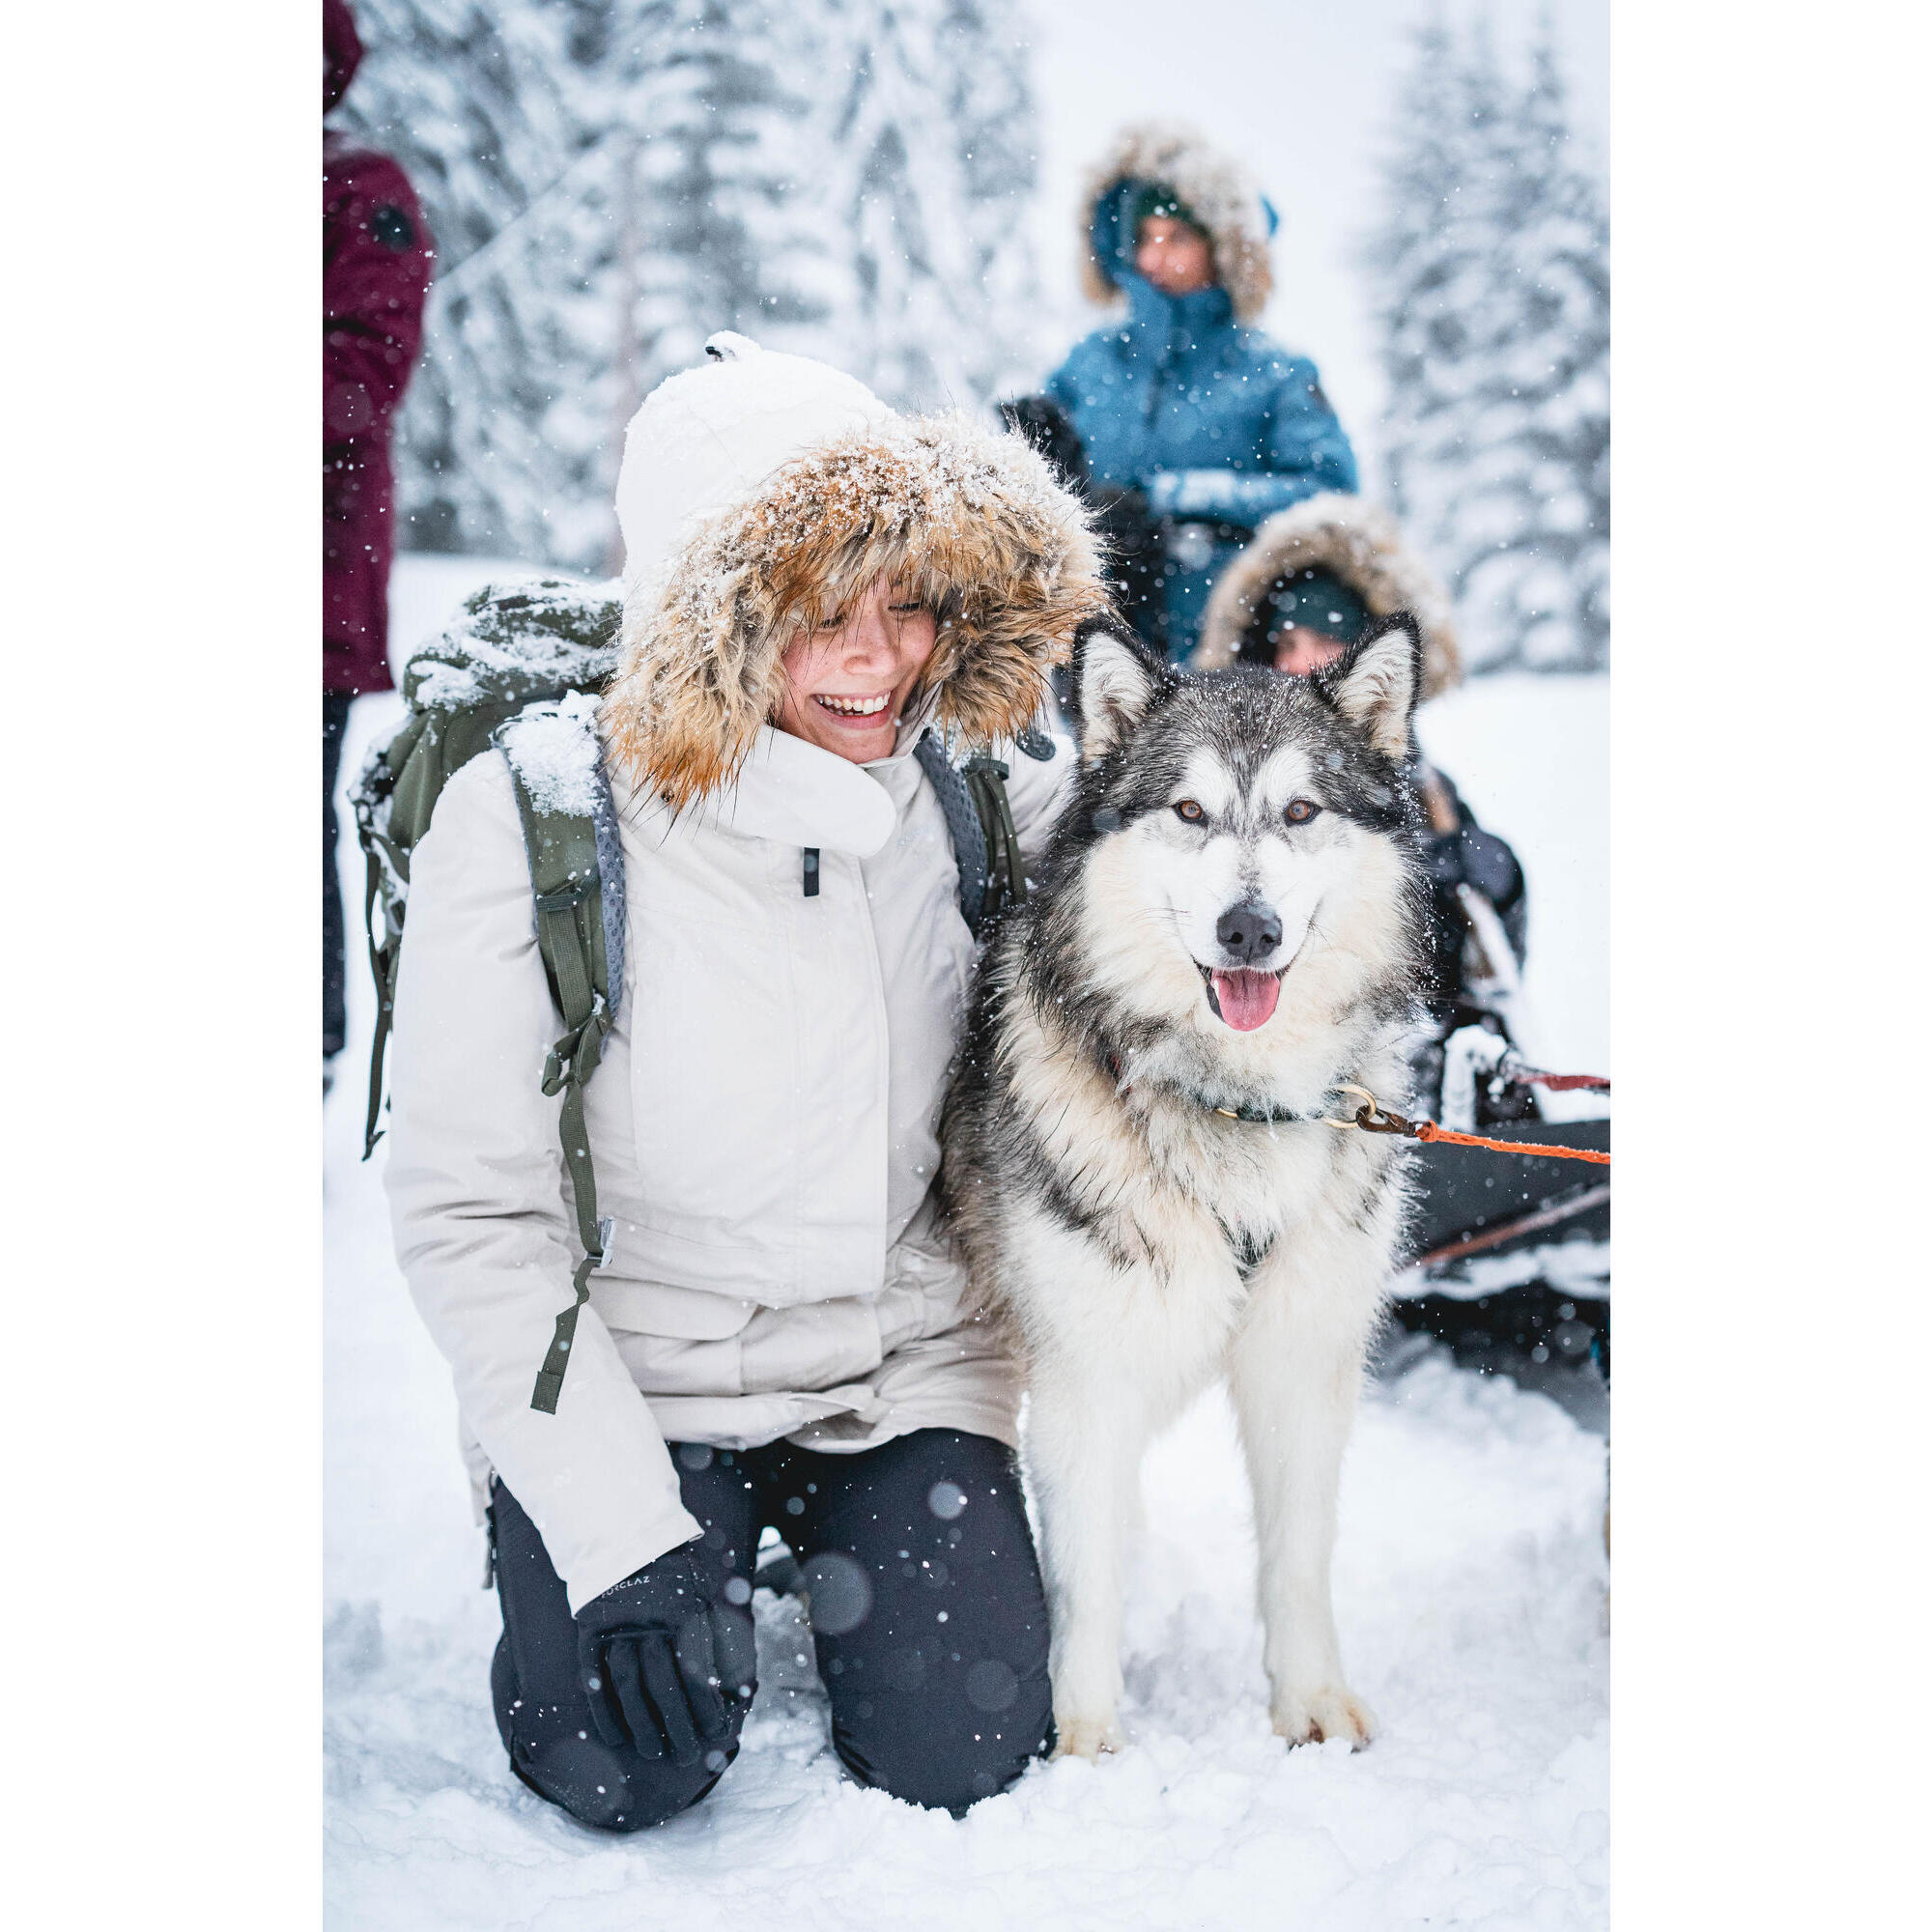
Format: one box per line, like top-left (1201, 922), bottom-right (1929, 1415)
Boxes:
top-left (323, 693), bottom-right (353, 1062)
top-left (488, 1428), bottom-right (1052, 1830)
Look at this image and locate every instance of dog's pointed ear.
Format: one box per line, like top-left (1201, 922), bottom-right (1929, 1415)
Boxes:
top-left (1071, 620), bottom-right (1163, 764)
top-left (1317, 612), bottom-right (1423, 758)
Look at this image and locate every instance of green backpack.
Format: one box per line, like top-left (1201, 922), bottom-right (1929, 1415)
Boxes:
top-left (352, 576), bottom-right (1037, 1415)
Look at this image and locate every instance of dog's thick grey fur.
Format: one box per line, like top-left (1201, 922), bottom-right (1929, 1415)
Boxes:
top-left (940, 615), bottom-right (1432, 1757)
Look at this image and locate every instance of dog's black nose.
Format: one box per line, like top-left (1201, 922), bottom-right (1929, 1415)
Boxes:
top-left (1216, 898), bottom-right (1283, 964)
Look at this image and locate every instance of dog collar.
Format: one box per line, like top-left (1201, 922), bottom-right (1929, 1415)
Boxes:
top-left (1203, 1097), bottom-right (1314, 1124)
top-left (1104, 1051), bottom-right (1321, 1125)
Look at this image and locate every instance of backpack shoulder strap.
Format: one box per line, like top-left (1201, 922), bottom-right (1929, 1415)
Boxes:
top-left (913, 729), bottom-right (1035, 937)
top-left (495, 696), bottom-right (625, 1415)
top-left (960, 753), bottom-right (1026, 930)
top-left (913, 732), bottom-right (988, 932)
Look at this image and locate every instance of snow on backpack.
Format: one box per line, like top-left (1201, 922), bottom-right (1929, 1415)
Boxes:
top-left (353, 576), bottom-right (1036, 1413)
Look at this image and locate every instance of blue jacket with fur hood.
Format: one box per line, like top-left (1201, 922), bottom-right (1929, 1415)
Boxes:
top-left (1045, 124), bottom-right (1358, 659)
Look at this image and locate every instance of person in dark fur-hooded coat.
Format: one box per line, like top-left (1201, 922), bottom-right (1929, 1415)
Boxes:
top-left (1045, 123), bottom-right (1358, 663)
top-left (384, 335), bottom-right (1107, 1826)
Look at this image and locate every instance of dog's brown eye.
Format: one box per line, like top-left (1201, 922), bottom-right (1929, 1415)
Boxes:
top-left (1174, 799), bottom-right (1206, 824)
top-left (1286, 798), bottom-right (1321, 825)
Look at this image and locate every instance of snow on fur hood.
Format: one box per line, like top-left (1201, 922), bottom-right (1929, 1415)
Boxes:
top-left (607, 334), bottom-right (1109, 811)
top-left (1190, 493), bottom-right (1463, 701)
top-left (1080, 122), bottom-right (1276, 326)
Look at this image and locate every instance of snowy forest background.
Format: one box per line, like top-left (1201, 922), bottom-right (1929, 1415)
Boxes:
top-left (324, 10), bottom-right (1613, 1910)
top-left (337, 0), bottom-right (1608, 672)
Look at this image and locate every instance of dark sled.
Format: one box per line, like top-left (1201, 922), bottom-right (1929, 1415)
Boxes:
top-left (1407, 1119), bottom-right (1610, 1267)
top-left (1391, 1118), bottom-right (1611, 1381)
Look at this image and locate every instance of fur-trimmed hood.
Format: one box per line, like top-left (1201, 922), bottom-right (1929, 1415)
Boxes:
top-left (1079, 122), bottom-right (1276, 325)
top-left (606, 334), bottom-right (1109, 812)
top-left (1190, 494), bottom-right (1462, 701)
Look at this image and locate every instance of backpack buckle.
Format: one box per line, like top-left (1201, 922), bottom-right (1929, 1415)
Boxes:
top-left (534, 882), bottom-right (590, 917)
top-left (540, 997), bottom-right (610, 1096)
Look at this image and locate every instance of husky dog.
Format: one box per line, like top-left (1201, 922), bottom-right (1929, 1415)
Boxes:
top-left (941, 615), bottom-right (1431, 1760)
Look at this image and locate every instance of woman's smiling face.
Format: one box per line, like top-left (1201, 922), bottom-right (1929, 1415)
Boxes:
top-left (773, 577), bottom-right (938, 764)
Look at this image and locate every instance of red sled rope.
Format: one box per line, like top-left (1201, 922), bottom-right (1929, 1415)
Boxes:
top-left (1503, 1062), bottom-right (1611, 1094)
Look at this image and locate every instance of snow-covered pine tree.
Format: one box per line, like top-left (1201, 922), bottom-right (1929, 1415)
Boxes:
top-left (338, 0), bottom-right (1049, 568)
top-left (612, 0), bottom-right (843, 408)
top-left (335, 0), bottom-right (620, 567)
top-left (934, 0), bottom-right (1047, 401)
top-left (1369, 15), bottom-right (1480, 549)
top-left (1369, 17), bottom-right (1609, 672)
top-left (1506, 29), bottom-right (1609, 668)
top-left (819, 0), bottom-right (1042, 412)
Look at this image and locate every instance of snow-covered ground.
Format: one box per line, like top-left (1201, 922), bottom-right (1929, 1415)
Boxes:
top-left (325, 555), bottom-right (1609, 1929)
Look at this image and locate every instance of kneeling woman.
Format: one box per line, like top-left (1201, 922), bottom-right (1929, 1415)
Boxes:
top-left (385, 337), bottom-right (1105, 1826)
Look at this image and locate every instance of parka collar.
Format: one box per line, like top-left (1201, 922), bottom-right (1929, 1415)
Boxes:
top-left (663, 725), bottom-right (899, 858)
top-left (1121, 270), bottom-right (1236, 352)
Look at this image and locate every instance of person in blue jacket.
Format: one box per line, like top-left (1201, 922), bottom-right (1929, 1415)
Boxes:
top-left (1045, 123), bottom-right (1359, 659)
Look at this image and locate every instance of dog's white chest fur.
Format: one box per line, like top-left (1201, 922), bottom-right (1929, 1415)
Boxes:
top-left (998, 998), bottom-right (1400, 1397)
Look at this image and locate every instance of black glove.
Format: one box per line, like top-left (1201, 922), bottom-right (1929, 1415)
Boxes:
top-left (1089, 487), bottom-right (1169, 659)
top-left (997, 394), bottom-right (1091, 492)
top-left (1452, 826), bottom-right (1524, 911)
top-left (573, 1546), bottom-right (739, 1765)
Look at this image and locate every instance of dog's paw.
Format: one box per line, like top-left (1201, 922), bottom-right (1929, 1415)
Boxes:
top-left (1051, 1714), bottom-right (1125, 1762)
top-left (1272, 1685), bottom-right (1378, 1749)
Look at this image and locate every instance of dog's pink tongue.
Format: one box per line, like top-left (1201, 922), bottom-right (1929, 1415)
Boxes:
top-left (1210, 969), bottom-right (1281, 1032)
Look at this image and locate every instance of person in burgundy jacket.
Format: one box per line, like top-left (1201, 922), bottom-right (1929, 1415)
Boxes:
top-left (325, 0), bottom-right (433, 1069)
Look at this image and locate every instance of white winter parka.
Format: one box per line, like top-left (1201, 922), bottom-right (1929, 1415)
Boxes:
top-left (384, 340), bottom-right (1105, 1610)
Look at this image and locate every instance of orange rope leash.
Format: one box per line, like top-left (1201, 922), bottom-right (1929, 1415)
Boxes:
top-left (1409, 1119), bottom-right (1610, 1165)
top-left (1321, 1084), bottom-right (1610, 1166)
